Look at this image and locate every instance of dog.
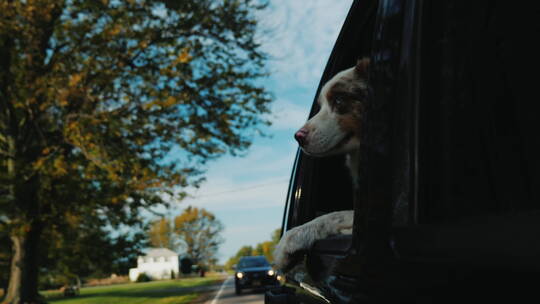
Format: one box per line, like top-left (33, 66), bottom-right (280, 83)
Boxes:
top-left (273, 58), bottom-right (370, 271)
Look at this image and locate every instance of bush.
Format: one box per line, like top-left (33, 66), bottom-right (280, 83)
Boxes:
top-left (61, 285), bottom-right (80, 297)
top-left (85, 275), bottom-right (129, 287)
top-left (180, 258), bottom-right (193, 274)
top-left (136, 273), bottom-right (152, 282)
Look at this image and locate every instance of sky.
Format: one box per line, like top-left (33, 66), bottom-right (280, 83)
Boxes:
top-left (164, 0), bottom-right (353, 264)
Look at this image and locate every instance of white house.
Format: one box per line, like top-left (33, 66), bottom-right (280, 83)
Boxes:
top-left (129, 248), bottom-right (179, 281)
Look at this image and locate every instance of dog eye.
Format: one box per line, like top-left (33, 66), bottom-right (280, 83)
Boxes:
top-left (332, 96), bottom-right (351, 114)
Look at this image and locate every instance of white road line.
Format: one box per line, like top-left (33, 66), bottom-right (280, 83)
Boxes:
top-left (210, 276), bottom-right (233, 304)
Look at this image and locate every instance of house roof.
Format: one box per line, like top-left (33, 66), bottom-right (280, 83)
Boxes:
top-left (142, 248), bottom-right (178, 258)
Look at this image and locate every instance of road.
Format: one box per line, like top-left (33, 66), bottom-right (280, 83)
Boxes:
top-left (205, 276), bottom-right (264, 304)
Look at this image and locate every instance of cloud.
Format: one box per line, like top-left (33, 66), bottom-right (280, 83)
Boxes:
top-left (177, 171), bottom-right (290, 263)
top-left (172, 144), bottom-right (296, 262)
top-left (183, 177), bottom-right (288, 210)
top-left (269, 98), bottom-right (310, 131)
top-left (178, 147), bottom-right (295, 211)
top-left (146, 1), bottom-right (353, 264)
top-left (258, 0), bottom-right (353, 88)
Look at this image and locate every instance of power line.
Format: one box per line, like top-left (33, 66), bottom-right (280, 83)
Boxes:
top-left (192, 178), bottom-right (290, 198)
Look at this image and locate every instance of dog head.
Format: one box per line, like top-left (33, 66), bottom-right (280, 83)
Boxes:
top-left (295, 58), bottom-right (370, 157)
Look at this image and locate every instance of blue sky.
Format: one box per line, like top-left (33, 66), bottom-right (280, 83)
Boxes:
top-left (165, 0), bottom-right (353, 264)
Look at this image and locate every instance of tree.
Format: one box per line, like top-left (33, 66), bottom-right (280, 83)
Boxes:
top-left (253, 228), bottom-right (281, 263)
top-left (253, 241), bottom-right (273, 261)
top-left (148, 218), bottom-right (176, 250)
top-left (174, 206), bottom-right (223, 272)
top-left (40, 221), bottom-right (146, 289)
top-left (0, 231), bottom-right (9, 296)
top-left (0, 0), bottom-right (271, 302)
top-left (271, 228), bottom-right (282, 245)
top-left (180, 257), bottom-right (193, 275)
top-left (225, 228), bottom-right (280, 270)
top-left (225, 245), bottom-right (254, 270)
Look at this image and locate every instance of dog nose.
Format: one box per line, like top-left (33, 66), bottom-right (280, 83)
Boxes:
top-left (294, 129), bottom-right (308, 146)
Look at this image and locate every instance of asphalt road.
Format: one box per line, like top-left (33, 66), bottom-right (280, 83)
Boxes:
top-left (205, 276), bottom-right (264, 304)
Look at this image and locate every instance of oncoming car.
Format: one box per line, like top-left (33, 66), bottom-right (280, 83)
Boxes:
top-left (234, 256), bottom-right (278, 295)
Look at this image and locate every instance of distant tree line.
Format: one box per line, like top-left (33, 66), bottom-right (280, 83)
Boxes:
top-left (225, 228), bottom-right (281, 270)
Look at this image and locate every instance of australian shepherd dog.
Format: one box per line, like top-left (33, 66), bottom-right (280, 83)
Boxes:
top-left (274, 58), bottom-right (370, 270)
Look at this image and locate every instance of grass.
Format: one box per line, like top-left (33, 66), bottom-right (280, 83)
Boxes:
top-left (41, 275), bottom-right (223, 304)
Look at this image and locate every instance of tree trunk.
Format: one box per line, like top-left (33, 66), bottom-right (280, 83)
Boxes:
top-left (4, 151), bottom-right (44, 304)
top-left (3, 220), bottom-right (44, 304)
top-left (3, 236), bottom-right (22, 304)
top-left (2, 16), bottom-right (45, 304)
top-left (21, 220), bottom-right (43, 304)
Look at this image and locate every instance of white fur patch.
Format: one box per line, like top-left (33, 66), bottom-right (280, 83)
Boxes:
top-left (273, 210), bottom-right (354, 270)
top-left (299, 67), bottom-right (358, 156)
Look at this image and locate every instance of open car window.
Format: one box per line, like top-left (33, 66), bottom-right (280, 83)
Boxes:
top-left (283, 0), bottom-right (377, 237)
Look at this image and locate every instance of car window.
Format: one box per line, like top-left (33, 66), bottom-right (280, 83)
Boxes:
top-left (284, 0), bottom-right (377, 230)
top-left (418, 1), bottom-right (540, 222)
top-left (238, 257), bottom-right (269, 268)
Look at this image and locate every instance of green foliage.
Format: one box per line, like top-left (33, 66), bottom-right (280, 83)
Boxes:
top-left (225, 228), bottom-right (281, 270)
top-left (271, 228), bottom-right (282, 245)
top-left (180, 258), bottom-right (193, 275)
top-left (41, 224), bottom-right (146, 286)
top-left (173, 207), bottom-right (224, 268)
top-left (148, 218), bottom-right (177, 250)
top-left (0, 0), bottom-right (272, 301)
top-left (146, 207), bottom-right (223, 272)
top-left (225, 245), bottom-right (253, 270)
top-left (135, 273), bottom-right (152, 283)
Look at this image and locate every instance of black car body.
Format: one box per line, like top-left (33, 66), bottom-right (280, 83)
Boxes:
top-left (266, 0), bottom-right (540, 303)
top-left (235, 256), bottom-right (278, 295)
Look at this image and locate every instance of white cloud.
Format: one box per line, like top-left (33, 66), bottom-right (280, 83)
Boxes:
top-left (269, 98), bottom-right (310, 131)
top-left (258, 0), bottom-right (353, 88)
top-left (172, 144), bottom-right (297, 263)
top-left (177, 174), bottom-right (289, 263)
top-left (178, 147), bottom-right (295, 211)
top-left (183, 177), bottom-right (288, 209)
top-left (146, 1), bottom-right (353, 264)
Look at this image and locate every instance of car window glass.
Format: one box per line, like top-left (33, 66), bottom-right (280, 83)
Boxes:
top-left (419, 1), bottom-right (540, 222)
top-left (238, 258), bottom-right (269, 268)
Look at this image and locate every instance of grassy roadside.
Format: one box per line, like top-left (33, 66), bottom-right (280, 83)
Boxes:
top-left (41, 275), bottom-right (225, 304)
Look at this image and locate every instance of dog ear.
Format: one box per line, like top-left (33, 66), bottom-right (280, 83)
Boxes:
top-left (355, 57), bottom-right (370, 78)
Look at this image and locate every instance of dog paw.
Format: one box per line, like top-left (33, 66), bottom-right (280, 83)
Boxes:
top-left (273, 210), bottom-right (354, 271)
top-left (273, 226), bottom-right (309, 271)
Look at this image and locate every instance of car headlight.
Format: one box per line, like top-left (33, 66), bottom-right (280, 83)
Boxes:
top-left (267, 270), bottom-right (275, 276)
top-left (236, 272), bottom-right (244, 279)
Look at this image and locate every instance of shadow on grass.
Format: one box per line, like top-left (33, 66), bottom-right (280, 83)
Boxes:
top-left (215, 288), bottom-right (266, 304)
top-left (45, 278), bottom-right (223, 303)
